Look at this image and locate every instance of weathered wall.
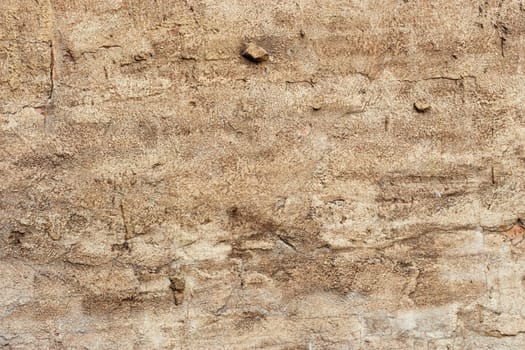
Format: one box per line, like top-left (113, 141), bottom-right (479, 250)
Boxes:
top-left (2, 1), bottom-right (525, 349)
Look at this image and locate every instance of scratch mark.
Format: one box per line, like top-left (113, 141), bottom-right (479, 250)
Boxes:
top-left (119, 201), bottom-right (132, 240)
top-left (500, 36), bottom-right (506, 57)
top-left (49, 40), bottom-right (56, 101)
top-left (278, 235), bottom-right (297, 252)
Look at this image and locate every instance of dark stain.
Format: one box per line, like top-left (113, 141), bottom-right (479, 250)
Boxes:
top-left (169, 275), bottom-right (185, 305)
top-left (14, 152), bottom-right (74, 169)
top-left (8, 230), bottom-right (25, 245)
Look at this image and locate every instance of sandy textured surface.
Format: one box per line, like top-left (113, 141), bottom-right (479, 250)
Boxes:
top-left (2, 1), bottom-right (525, 349)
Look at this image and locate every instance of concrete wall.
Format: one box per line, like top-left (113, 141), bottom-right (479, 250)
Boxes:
top-left (2, 1), bottom-right (525, 348)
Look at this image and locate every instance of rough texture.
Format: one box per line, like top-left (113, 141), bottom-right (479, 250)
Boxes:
top-left (2, 1), bottom-right (525, 349)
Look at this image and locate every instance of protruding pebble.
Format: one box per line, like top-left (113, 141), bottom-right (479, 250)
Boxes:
top-left (48, 229), bottom-right (61, 241)
top-left (414, 100), bottom-right (431, 113)
top-left (504, 221), bottom-right (525, 246)
top-left (311, 97), bottom-right (323, 110)
top-left (241, 43), bottom-right (269, 63)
